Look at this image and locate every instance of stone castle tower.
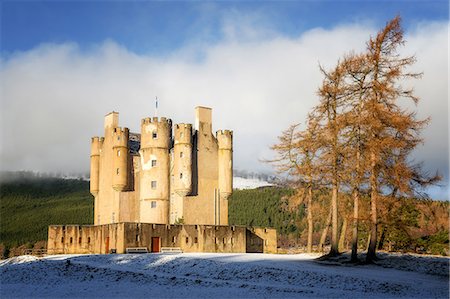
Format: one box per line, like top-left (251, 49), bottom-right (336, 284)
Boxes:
top-left (90, 106), bottom-right (232, 226)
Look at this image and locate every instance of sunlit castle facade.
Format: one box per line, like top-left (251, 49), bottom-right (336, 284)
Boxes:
top-left (90, 106), bottom-right (233, 226)
top-left (48, 106), bottom-right (277, 255)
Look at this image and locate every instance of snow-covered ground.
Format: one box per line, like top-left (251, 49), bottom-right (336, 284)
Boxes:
top-left (233, 176), bottom-right (273, 189)
top-left (1, 253), bottom-right (448, 298)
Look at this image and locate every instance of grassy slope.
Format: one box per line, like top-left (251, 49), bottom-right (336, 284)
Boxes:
top-left (0, 179), bottom-right (294, 248)
top-left (229, 187), bottom-right (301, 234)
top-left (0, 178), bottom-right (93, 247)
top-left (0, 177), bottom-right (447, 255)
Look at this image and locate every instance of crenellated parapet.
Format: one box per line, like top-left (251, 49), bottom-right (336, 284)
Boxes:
top-left (174, 123), bottom-right (192, 145)
top-left (140, 117), bottom-right (172, 150)
top-left (112, 127), bottom-right (129, 148)
top-left (216, 130), bottom-right (233, 150)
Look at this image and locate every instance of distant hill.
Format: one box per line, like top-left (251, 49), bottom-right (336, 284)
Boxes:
top-left (0, 175), bottom-right (93, 249)
top-left (0, 173), bottom-right (447, 257)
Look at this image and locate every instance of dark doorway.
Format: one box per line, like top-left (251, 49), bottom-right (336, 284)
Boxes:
top-left (245, 230), bottom-right (264, 253)
top-left (151, 237), bottom-right (160, 252)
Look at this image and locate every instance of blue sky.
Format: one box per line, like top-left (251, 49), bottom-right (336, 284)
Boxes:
top-left (2, 1), bottom-right (448, 55)
top-left (1, 1), bottom-right (448, 199)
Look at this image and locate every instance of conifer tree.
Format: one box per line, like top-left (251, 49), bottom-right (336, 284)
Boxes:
top-left (311, 62), bottom-right (349, 256)
top-left (269, 121), bottom-right (320, 253)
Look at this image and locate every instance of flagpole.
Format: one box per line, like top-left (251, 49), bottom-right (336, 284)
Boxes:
top-left (155, 96), bottom-right (158, 117)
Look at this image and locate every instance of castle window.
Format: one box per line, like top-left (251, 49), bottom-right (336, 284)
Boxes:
top-left (185, 237), bottom-right (189, 244)
top-left (151, 201), bottom-right (157, 208)
top-left (223, 238), bottom-right (226, 245)
top-left (117, 150), bottom-right (121, 157)
top-left (116, 168), bottom-right (119, 175)
top-left (117, 136), bottom-right (120, 141)
top-left (87, 237), bottom-right (91, 244)
top-left (79, 237), bottom-right (82, 244)
top-left (151, 159), bottom-right (157, 167)
top-left (152, 132), bottom-right (158, 139)
top-left (194, 237), bottom-right (198, 244)
top-left (136, 235), bottom-right (139, 242)
top-left (180, 152), bottom-right (183, 158)
top-left (151, 181), bottom-right (157, 189)
top-left (61, 237), bottom-right (64, 243)
top-left (70, 237), bottom-right (73, 244)
top-left (180, 173), bottom-right (183, 179)
top-left (172, 236), bottom-right (176, 243)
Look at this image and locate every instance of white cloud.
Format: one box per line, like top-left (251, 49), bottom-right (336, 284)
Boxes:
top-left (0, 20), bottom-right (447, 198)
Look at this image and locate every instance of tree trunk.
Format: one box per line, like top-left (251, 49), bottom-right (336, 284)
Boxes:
top-left (307, 185), bottom-right (313, 253)
top-left (378, 225), bottom-right (387, 250)
top-left (351, 187), bottom-right (359, 262)
top-left (330, 186), bottom-right (339, 256)
top-left (366, 152), bottom-right (378, 263)
top-left (351, 145), bottom-right (361, 262)
top-left (338, 216), bottom-right (348, 252)
top-left (319, 205), bottom-right (332, 252)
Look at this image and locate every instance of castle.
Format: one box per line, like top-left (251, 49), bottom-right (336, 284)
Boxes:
top-left (91, 106), bottom-right (232, 226)
top-left (48, 107), bottom-right (276, 254)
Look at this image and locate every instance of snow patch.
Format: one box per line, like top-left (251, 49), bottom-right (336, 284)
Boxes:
top-left (233, 176), bottom-right (273, 189)
top-left (1, 253), bottom-right (447, 298)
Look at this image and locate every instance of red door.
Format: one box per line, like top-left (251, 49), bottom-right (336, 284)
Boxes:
top-left (105, 237), bottom-right (109, 254)
top-left (151, 237), bottom-right (160, 252)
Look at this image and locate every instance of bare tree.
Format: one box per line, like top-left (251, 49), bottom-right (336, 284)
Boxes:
top-left (311, 62), bottom-right (350, 256)
top-left (361, 16), bottom-right (438, 262)
top-left (269, 121), bottom-right (320, 253)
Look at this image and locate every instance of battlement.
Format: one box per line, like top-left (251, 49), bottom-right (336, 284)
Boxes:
top-left (216, 130), bottom-right (233, 137)
top-left (141, 117), bottom-right (172, 125)
top-left (174, 123), bottom-right (192, 146)
top-left (175, 123), bottom-right (192, 129)
top-left (141, 117), bottom-right (172, 149)
top-left (91, 137), bottom-right (104, 156)
top-left (217, 130), bottom-right (233, 150)
top-left (113, 127), bottom-right (129, 135)
top-left (113, 127), bottom-right (129, 147)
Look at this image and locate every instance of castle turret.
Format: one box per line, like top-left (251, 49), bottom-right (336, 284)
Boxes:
top-left (90, 137), bottom-right (103, 196)
top-left (112, 127), bottom-right (129, 191)
top-left (217, 130), bottom-right (233, 200)
top-left (173, 123), bottom-right (193, 196)
top-left (139, 117), bottom-right (172, 224)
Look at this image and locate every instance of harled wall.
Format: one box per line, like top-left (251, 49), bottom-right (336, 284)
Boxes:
top-left (48, 223), bottom-right (276, 254)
